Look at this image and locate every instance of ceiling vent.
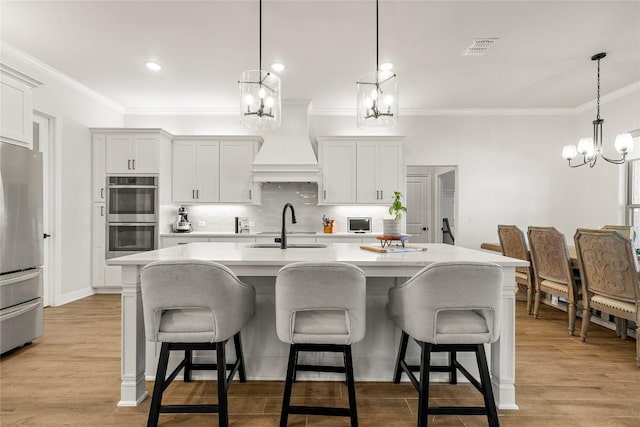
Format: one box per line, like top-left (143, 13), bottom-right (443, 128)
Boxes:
top-left (461, 39), bottom-right (498, 56)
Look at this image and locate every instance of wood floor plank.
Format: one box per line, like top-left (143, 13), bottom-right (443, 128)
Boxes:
top-left (1, 294), bottom-right (639, 426)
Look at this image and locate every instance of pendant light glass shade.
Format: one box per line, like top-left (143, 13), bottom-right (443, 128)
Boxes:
top-left (239, 69), bottom-right (281, 130)
top-left (357, 70), bottom-right (398, 128)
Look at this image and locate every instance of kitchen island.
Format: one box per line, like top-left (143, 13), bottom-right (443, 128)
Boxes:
top-left (108, 242), bottom-right (527, 410)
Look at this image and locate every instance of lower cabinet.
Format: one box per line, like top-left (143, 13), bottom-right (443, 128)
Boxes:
top-left (160, 236), bottom-right (209, 248)
top-left (91, 203), bottom-right (121, 291)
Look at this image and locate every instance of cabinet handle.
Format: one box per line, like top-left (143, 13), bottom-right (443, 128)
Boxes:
top-left (192, 189), bottom-right (195, 199)
top-left (376, 190), bottom-right (379, 199)
top-left (380, 190), bottom-right (383, 199)
top-left (324, 190), bottom-right (327, 200)
top-left (127, 159), bottom-right (131, 170)
top-left (132, 159), bottom-right (136, 170)
top-left (249, 189), bottom-right (252, 200)
top-left (100, 188), bottom-right (104, 199)
top-left (196, 189), bottom-right (199, 199)
top-left (100, 206), bottom-right (104, 217)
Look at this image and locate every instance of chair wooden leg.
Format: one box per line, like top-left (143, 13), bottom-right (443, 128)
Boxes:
top-left (233, 332), bottom-right (247, 383)
top-left (526, 283), bottom-right (534, 315)
top-left (568, 302), bottom-right (576, 336)
top-left (147, 342), bottom-right (170, 427)
top-left (344, 345), bottom-right (359, 427)
top-left (533, 290), bottom-right (542, 319)
top-left (417, 342), bottom-right (432, 427)
top-left (580, 308), bottom-right (592, 342)
top-left (636, 325), bottom-right (640, 367)
top-left (216, 341), bottom-right (229, 427)
top-left (280, 345), bottom-right (297, 427)
top-left (476, 344), bottom-right (499, 427)
top-left (184, 349), bottom-right (192, 382)
top-left (393, 330), bottom-right (410, 383)
top-left (448, 351), bottom-right (457, 384)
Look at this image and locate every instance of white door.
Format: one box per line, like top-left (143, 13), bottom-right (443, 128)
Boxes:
top-left (406, 175), bottom-right (431, 243)
top-left (33, 113), bottom-right (52, 306)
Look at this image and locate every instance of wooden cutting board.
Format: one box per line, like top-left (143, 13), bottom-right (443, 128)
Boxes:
top-left (360, 244), bottom-right (426, 253)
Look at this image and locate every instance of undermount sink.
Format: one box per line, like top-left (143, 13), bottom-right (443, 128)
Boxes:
top-left (246, 243), bottom-right (328, 249)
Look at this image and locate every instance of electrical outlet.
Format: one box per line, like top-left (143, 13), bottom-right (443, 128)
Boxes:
top-left (197, 221), bottom-right (206, 227)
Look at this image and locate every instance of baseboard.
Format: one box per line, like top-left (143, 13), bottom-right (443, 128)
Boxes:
top-left (56, 286), bottom-right (95, 306)
top-left (92, 286), bottom-right (122, 294)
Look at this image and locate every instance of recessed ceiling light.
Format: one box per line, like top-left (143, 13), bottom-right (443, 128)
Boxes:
top-left (271, 63), bottom-right (285, 72)
top-left (145, 61), bottom-right (162, 72)
top-left (379, 62), bottom-right (394, 71)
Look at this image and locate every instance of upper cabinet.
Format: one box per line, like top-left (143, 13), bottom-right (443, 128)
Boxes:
top-left (105, 132), bottom-right (166, 174)
top-left (172, 136), bottom-right (261, 204)
top-left (0, 65), bottom-right (42, 148)
top-left (317, 137), bottom-right (404, 205)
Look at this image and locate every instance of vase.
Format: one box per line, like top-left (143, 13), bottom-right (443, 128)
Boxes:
top-left (383, 219), bottom-right (401, 237)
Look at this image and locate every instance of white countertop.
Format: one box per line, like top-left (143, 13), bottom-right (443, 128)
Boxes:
top-left (159, 231), bottom-right (376, 238)
top-left (108, 242), bottom-right (528, 269)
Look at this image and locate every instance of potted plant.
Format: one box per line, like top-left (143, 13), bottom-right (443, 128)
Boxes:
top-left (383, 191), bottom-right (406, 237)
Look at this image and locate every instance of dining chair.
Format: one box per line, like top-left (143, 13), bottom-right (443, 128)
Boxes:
top-left (527, 226), bottom-right (580, 335)
top-left (497, 225), bottom-right (534, 314)
top-left (574, 228), bottom-right (640, 367)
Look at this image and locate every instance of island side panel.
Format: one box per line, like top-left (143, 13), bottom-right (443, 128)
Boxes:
top-left (492, 265), bottom-right (517, 410)
top-left (118, 265), bottom-right (148, 407)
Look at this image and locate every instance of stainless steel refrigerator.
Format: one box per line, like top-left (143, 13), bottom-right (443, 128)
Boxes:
top-left (0, 142), bottom-right (44, 354)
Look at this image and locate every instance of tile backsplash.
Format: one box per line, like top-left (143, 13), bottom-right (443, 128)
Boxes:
top-left (161, 183), bottom-right (389, 233)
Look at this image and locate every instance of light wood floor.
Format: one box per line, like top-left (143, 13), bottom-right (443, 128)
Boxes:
top-left (1, 294), bottom-right (639, 426)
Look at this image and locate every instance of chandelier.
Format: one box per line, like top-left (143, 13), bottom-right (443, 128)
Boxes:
top-left (238, 0), bottom-right (281, 130)
top-left (356, 0), bottom-right (398, 128)
top-left (562, 52), bottom-right (633, 167)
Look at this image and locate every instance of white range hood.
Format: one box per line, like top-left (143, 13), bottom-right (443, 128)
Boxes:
top-left (252, 100), bottom-right (320, 182)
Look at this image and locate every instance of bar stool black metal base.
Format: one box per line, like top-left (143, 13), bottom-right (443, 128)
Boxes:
top-left (280, 343), bottom-right (358, 427)
top-left (393, 331), bottom-right (499, 427)
top-left (147, 332), bottom-right (247, 427)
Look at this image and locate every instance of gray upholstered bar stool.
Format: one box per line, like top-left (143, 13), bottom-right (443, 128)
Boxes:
top-left (275, 262), bottom-right (366, 427)
top-left (388, 261), bottom-right (503, 427)
top-left (140, 260), bottom-right (256, 427)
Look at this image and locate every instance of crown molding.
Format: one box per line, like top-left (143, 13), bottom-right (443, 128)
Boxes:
top-left (309, 107), bottom-right (575, 117)
top-left (1, 42), bottom-right (125, 113)
top-left (574, 81), bottom-right (640, 114)
top-left (125, 107), bottom-right (238, 116)
top-left (0, 63), bottom-right (43, 87)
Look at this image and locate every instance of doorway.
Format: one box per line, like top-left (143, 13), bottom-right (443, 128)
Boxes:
top-left (33, 112), bottom-right (56, 307)
top-left (406, 166), bottom-right (458, 243)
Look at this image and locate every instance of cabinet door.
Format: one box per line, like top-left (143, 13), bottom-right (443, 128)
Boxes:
top-left (377, 141), bottom-right (403, 203)
top-left (219, 140), bottom-right (255, 202)
top-left (132, 134), bottom-right (159, 173)
top-left (160, 236), bottom-right (209, 248)
top-left (0, 72), bottom-right (34, 147)
top-left (92, 203), bottom-right (106, 287)
top-left (105, 134), bottom-right (132, 173)
top-left (92, 134), bottom-right (106, 202)
top-left (321, 141), bottom-right (357, 204)
top-left (196, 141), bottom-right (220, 202)
top-left (172, 141), bottom-right (198, 203)
top-left (356, 141), bottom-right (379, 203)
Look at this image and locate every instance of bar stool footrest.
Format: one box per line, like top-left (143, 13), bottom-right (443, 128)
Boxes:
top-left (428, 406), bottom-right (488, 416)
top-left (288, 406), bottom-right (351, 417)
top-left (296, 364), bottom-right (346, 374)
top-left (160, 404), bottom-right (219, 414)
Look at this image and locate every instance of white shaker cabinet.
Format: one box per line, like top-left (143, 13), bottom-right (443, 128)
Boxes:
top-left (91, 203), bottom-right (121, 290)
top-left (173, 139), bottom-right (220, 203)
top-left (0, 65), bottom-right (41, 148)
top-left (318, 137), bottom-right (404, 205)
top-left (172, 136), bottom-right (261, 204)
top-left (92, 134), bottom-right (106, 202)
top-left (318, 139), bottom-right (357, 204)
top-left (105, 132), bottom-right (164, 174)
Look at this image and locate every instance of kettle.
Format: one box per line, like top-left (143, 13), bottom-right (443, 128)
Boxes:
top-left (172, 206), bottom-right (193, 233)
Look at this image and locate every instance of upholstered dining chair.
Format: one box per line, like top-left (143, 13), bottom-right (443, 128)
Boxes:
top-left (141, 260), bottom-right (256, 427)
top-left (527, 226), bottom-right (580, 335)
top-left (574, 228), bottom-right (640, 367)
top-left (498, 225), bottom-right (534, 314)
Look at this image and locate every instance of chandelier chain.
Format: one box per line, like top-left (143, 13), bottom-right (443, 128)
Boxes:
top-left (596, 56), bottom-right (600, 120)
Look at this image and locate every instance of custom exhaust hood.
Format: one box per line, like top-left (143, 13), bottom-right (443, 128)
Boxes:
top-left (252, 100), bottom-right (320, 182)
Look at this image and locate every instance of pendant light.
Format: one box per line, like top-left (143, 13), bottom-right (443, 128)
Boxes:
top-left (562, 53), bottom-right (633, 167)
top-left (356, 0), bottom-right (398, 128)
top-left (238, 0), bottom-right (281, 130)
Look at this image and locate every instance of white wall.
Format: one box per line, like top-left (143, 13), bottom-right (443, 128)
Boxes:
top-left (1, 47), bottom-right (124, 305)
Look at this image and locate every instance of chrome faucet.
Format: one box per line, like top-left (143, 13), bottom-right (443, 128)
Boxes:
top-left (279, 203), bottom-right (297, 249)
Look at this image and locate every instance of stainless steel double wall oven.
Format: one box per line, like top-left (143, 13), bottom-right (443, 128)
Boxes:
top-left (106, 176), bottom-right (158, 258)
